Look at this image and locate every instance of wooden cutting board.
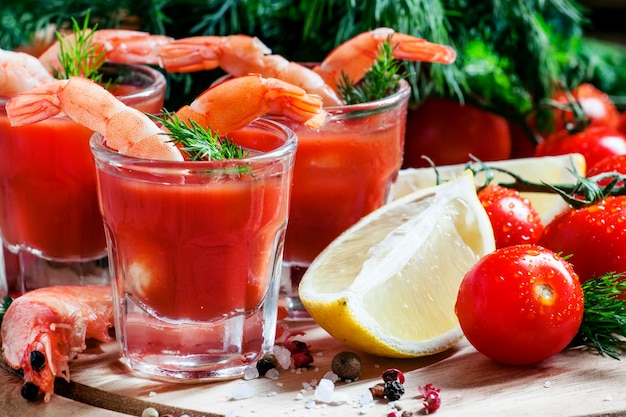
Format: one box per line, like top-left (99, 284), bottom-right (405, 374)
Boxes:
top-left (2, 320), bottom-right (625, 417)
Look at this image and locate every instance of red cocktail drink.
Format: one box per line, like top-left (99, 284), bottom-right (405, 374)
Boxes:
top-left (276, 80), bottom-right (411, 317)
top-left (0, 64), bottom-right (166, 294)
top-left (91, 119), bottom-right (296, 379)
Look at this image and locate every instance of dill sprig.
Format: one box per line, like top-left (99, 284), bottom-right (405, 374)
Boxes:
top-left (152, 110), bottom-right (249, 162)
top-left (54, 11), bottom-right (105, 82)
top-left (0, 295), bottom-right (13, 328)
top-left (337, 38), bottom-right (403, 105)
top-left (571, 273), bottom-right (626, 359)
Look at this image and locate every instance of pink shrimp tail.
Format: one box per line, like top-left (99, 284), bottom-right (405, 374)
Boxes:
top-left (5, 80), bottom-right (68, 126)
top-left (388, 33), bottom-right (457, 65)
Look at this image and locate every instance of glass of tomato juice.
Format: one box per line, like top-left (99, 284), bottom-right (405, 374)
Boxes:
top-left (90, 118), bottom-right (296, 380)
top-left (275, 79), bottom-right (411, 318)
top-left (0, 63), bottom-right (166, 296)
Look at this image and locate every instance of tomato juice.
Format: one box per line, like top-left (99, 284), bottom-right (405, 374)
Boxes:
top-left (91, 119), bottom-right (296, 379)
top-left (0, 64), bottom-right (166, 292)
top-left (274, 81), bottom-right (410, 305)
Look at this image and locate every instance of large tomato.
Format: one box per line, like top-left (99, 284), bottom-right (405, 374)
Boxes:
top-left (455, 244), bottom-right (583, 365)
top-left (538, 196), bottom-right (626, 283)
top-left (535, 125), bottom-right (626, 169)
top-left (402, 98), bottom-right (512, 168)
top-left (477, 185), bottom-right (544, 249)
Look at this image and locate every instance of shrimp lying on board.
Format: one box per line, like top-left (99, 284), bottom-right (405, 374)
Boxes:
top-left (38, 28), bottom-right (173, 74)
top-left (6, 73), bottom-right (326, 161)
top-left (157, 35), bottom-right (344, 106)
top-left (312, 27), bottom-right (457, 91)
top-left (1, 285), bottom-right (113, 402)
top-left (0, 49), bottom-right (56, 98)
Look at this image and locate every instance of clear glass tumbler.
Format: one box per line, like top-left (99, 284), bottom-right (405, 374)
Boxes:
top-left (276, 79), bottom-right (411, 318)
top-left (0, 63), bottom-right (166, 296)
top-left (90, 118), bottom-right (296, 380)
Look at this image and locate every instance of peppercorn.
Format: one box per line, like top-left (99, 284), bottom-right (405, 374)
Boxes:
top-left (331, 351), bottom-right (362, 380)
top-left (384, 380), bottom-right (405, 401)
top-left (382, 368), bottom-right (405, 384)
top-left (21, 382), bottom-right (39, 401)
top-left (369, 382), bottom-right (386, 398)
top-left (256, 356), bottom-right (277, 376)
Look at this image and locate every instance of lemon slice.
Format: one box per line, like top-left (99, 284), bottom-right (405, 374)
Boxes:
top-left (299, 171), bottom-right (495, 358)
top-left (392, 154), bottom-right (586, 225)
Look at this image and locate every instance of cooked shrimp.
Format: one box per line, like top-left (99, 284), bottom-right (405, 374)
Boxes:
top-left (6, 74), bottom-right (325, 160)
top-left (0, 49), bottom-right (56, 97)
top-left (176, 73), bottom-right (327, 133)
top-left (5, 76), bottom-right (184, 161)
top-left (313, 27), bottom-right (457, 90)
top-left (1, 285), bottom-right (113, 402)
top-left (38, 29), bottom-right (173, 74)
top-left (158, 35), bottom-right (344, 106)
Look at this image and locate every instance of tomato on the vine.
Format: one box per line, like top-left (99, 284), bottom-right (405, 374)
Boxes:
top-left (549, 83), bottom-right (620, 133)
top-left (477, 185), bottom-right (543, 249)
top-left (534, 125), bottom-right (626, 168)
top-left (538, 196), bottom-right (626, 283)
top-left (402, 98), bottom-right (511, 168)
top-left (455, 244), bottom-right (584, 365)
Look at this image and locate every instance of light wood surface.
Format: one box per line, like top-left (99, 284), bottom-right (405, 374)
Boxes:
top-left (2, 320), bottom-right (626, 417)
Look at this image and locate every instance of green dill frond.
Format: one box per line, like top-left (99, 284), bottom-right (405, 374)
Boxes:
top-left (338, 38), bottom-right (403, 105)
top-left (573, 273), bottom-right (626, 359)
top-left (54, 11), bottom-right (105, 82)
top-left (151, 110), bottom-right (249, 163)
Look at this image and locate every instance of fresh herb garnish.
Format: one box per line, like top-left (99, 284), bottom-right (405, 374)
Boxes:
top-left (152, 110), bottom-right (249, 162)
top-left (54, 11), bottom-right (105, 82)
top-left (571, 273), bottom-right (626, 359)
top-left (0, 295), bottom-right (13, 328)
top-left (337, 38), bottom-right (403, 105)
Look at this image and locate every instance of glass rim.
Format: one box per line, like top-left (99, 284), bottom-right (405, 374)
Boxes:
top-left (323, 77), bottom-right (411, 113)
top-left (90, 117), bottom-right (298, 169)
top-left (0, 62), bottom-right (166, 105)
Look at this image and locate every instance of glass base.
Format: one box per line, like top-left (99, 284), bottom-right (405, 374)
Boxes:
top-left (280, 264), bottom-right (313, 320)
top-left (2, 241), bottom-right (109, 297)
top-left (118, 294), bottom-right (274, 381)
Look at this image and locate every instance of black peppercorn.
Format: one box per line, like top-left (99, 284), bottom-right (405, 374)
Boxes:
top-left (383, 380), bottom-right (405, 401)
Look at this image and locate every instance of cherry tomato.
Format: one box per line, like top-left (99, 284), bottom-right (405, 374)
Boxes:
top-left (550, 83), bottom-right (620, 133)
top-left (534, 125), bottom-right (626, 169)
top-left (455, 244), bottom-right (584, 365)
top-left (586, 154), bottom-right (626, 187)
top-left (477, 185), bottom-right (544, 249)
top-left (402, 98), bottom-right (511, 168)
top-left (538, 196), bottom-right (626, 283)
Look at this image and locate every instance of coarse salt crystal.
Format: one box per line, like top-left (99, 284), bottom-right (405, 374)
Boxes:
top-left (314, 378), bottom-right (335, 403)
top-left (273, 345), bottom-right (292, 369)
top-left (543, 381), bottom-right (552, 388)
top-left (323, 371), bottom-right (339, 383)
top-left (148, 391), bottom-right (157, 397)
top-left (244, 365), bottom-right (260, 380)
top-left (359, 390), bottom-right (374, 406)
top-left (295, 392), bottom-right (304, 400)
top-left (265, 368), bottom-right (280, 379)
top-left (224, 411), bottom-right (236, 417)
top-left (305, 399), bottom-right (317, 409)
top-left (605, 394), bottom-right (614, 401)
top-left (231, 381), bottom-right (255, 400)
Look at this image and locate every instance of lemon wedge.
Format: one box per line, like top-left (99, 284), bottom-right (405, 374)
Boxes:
top-left (392, 154), bottom-right (586, 225)
top-left (298, 171), bottom-right (495, 358)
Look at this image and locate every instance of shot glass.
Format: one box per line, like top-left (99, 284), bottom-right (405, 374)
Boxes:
top-left (90, 119), bottom-right (296, 380)
top-left (275, 79), bottom-right (411, 318)
top-left (0, 63), bottom-right (166, 296)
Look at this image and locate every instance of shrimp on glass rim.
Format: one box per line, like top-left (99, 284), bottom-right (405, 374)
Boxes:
top-left (1, 285), bottom-right (114, 402)
top-left (313, 27), bottom-right (457, 91)
top-left (6, 73), bottom-right (326, 161)
top-left (0, 49), bottom-right (56, 98)
top-left (157, 35), bottom-right (344, 107)
top-left (38, 28), bottom-right (173, 74)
